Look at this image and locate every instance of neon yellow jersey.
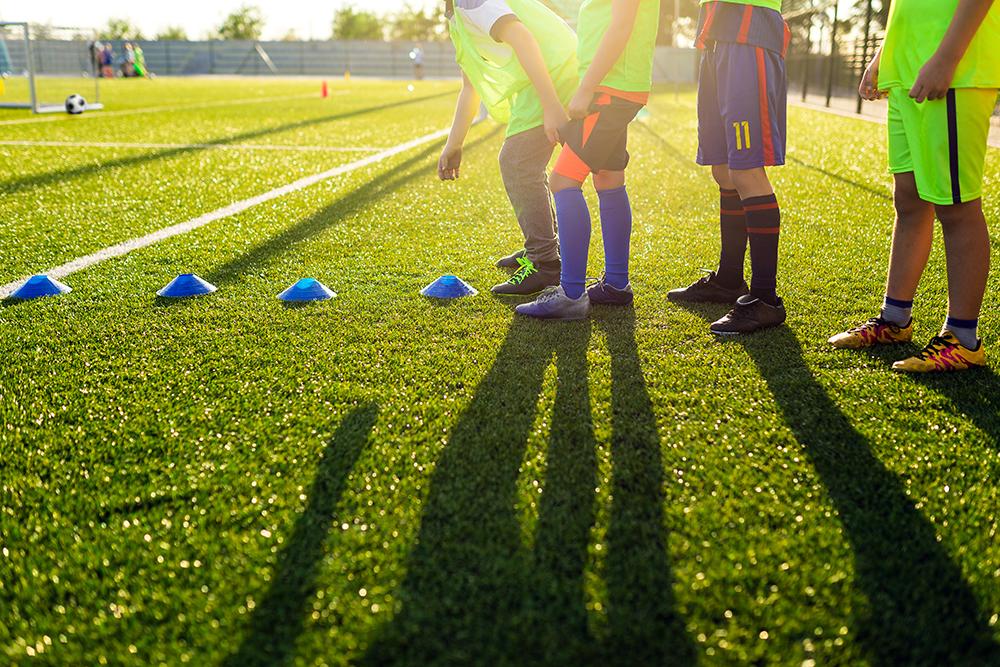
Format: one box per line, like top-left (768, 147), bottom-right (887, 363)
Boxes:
top-left (449, 0), bottom-right (578, 135)
top-left (577, 0), bottom-right (661, 93)
top-left (879, 0), bottom-right (1000, 89)
top-left (700, 0), bottom-right (781, 11)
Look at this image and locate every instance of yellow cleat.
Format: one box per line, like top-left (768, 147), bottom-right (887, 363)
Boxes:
top-left (892, 332), bottom-right (985, 373)
top-left (829, 317), bottom-right (913, 349)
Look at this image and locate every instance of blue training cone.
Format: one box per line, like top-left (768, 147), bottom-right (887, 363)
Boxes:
top-left (157, 273), bottom-right (217, 298)
top-left (421, 275), bottom-right (477, 299)
top-left (277, 278), bottom-right (336, 302)
top-left (9, 274), bottom-right (72, 300)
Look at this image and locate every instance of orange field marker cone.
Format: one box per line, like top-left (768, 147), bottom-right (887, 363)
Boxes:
top-left (321, 81), bottom-right (329, 98)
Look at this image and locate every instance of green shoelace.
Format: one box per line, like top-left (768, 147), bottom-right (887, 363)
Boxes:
top-left (508, 257), bottom-right (537, 286)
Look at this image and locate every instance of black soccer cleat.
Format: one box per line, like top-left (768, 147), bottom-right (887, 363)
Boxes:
top-left (496, 248), bottom-right (528, 270)
top-left (587, 275), bottom-right (634, 306)
top-left (710, 294), bottom-right (786, 335)
top-left (667, 271), bottom-right (749, 304)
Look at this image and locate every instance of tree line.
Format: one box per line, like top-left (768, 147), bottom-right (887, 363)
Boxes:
top-left (92, 4), bottom-right (448, 43)
top-left (23, 0), bottom-right (886, 46)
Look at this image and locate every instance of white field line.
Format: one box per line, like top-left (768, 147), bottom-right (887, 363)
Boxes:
top-left (0, 127), bottom-right (449, 298)
top-left (0, 140), bottom-right (385, 153)
top-left (0, 93), bottom-right (317, 126)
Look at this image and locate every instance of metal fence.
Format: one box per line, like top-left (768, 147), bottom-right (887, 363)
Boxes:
top-left (2, 36), bottom-right (699, 83)
top-left (783, 5), bottom-right (999, 118)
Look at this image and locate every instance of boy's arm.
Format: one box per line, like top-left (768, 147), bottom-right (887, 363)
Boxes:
top-left (492, 17), bottom-right (569, 143)
top-left (568, 0), bottom-right (641, 118)
top-left (440, 73), bottom-right (481, 180)
top-left (859, 44), bottom-right (884, 100)
top-left (910, 0), bottom-right (996, 102)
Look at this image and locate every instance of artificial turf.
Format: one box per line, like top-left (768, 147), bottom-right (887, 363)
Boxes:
top-left (1, 77), bottom-right (999, 666)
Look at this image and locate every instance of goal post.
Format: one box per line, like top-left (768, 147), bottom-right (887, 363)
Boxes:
top-left (0, 22), bottom-right (103, 114)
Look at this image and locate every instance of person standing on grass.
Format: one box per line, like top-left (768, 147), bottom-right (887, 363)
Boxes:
top-left (829, 0), bottom-right (999, 372)
top-left (516, 0), bottom-right (661, 319)
top-left (667, 0), bottom-right (790, 335)
top-left (439, 0), bottom-right (577, 296)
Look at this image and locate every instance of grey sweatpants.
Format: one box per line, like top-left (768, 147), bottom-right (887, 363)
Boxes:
top-left (498, 126), bottom-right (560, 264)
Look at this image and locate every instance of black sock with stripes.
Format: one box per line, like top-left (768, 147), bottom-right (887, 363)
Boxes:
top-left (717, 188), bottom-right (747, 288)
top-left (744, 193), bottom-right (781, 305)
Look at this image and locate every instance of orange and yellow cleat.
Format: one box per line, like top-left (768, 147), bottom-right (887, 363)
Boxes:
top-left (892, 332), bottom-right (985, 373)
top-left (829, 317), bottom-right (913, 349)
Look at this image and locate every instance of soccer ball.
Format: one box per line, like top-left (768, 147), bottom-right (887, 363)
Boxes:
top-left (65, 94), bottom-right (87, 115)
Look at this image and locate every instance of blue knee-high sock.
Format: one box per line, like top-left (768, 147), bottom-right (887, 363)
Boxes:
top-left (598, 186), bottom-right (632, 290)
top-left (554, 188), bottom-right (591, 299)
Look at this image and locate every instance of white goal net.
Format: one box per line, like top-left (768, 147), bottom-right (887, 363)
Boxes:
top-left (0, 22), bottom-right (103, 113)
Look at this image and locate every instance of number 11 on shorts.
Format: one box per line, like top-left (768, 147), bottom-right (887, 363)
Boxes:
top-left (733, 121), bottom-right (751, 151)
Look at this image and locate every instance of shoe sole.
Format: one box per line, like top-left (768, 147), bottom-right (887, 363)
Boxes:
top-left (710, 320), bottom-right (786, 336)
top-left (515, 309), bottom-right (590, 321)
top-left (589, 299), bottom-right (634, 307)
top-left (492, 288), bottom-right (547, 297)
top-left (668, 293), bottom-right (746, 304)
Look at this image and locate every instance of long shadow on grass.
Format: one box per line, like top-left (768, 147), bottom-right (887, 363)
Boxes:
top-left (784, 155), bottom-right (892, 202)
top-left (364, 316), bottom-right (599, 665)
top-left (594, 308), bottom-right (697, 665)
top-left (201, 127), bottom-right (502, 288)
top-left (365, 310), bottom-right (696, 665)
top-left (0, 91), bottom-right (452, 196)
top-left (223, 404), bottom-right (379, 667)
top-left (910, 368), bottom-right (1000, 449)
top-left (681, 303), bottom-right (999, 664)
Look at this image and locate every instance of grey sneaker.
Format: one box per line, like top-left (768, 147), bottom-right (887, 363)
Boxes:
top-left (496, 248), bottom-right (528, 269)
top-left (515, 285), bottom-right (590, 320)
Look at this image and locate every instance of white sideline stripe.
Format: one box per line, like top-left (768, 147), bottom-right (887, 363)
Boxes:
top-left (0, 127), bottom-right (449, 299)
top-left (0, 140), bottom-right (385, 153)
top-left (0, 93), bottom-right (316, 126)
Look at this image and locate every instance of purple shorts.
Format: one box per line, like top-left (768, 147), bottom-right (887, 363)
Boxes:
top-left (697, 41), bottom-right (787, 170)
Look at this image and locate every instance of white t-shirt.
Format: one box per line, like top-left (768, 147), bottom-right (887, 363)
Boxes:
top-left (453, 0), bottom-right (516, 63)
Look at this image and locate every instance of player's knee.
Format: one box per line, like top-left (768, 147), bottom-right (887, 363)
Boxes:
top-left (935, 198), bottom-right (983, 226)
top-left (893, 176), bottom-right (928, 220)
top-left (593, 170), bottom-right (625, 191)
top-left (711, 164), bottom-right (734, 190)
top-left (729, 167), bottom-right (771, 198)
top-left (550, 171), bottom-right (582, 193)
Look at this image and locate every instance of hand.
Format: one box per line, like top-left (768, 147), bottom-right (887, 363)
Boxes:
top-left (858, 57), bottom-right (885, 101)
top-left (567, 87), bottom-right (594, 120)
top-left (543, 105), bottom-right (570, 144)
top-left (438, 143), bottom-right (463, 180)
top-left (909, 54), bottom-right (957, 103)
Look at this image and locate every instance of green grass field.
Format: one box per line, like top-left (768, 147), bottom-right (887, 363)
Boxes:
top-left (2, 77), bottom-right (999, 666)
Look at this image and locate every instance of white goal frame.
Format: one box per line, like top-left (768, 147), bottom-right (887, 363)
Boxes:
top-left (0, 21), bottom-right (103, 114)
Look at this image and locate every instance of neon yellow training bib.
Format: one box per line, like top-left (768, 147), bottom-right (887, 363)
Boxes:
top-left (879, 0), bottom-right (1000, 90)
top-left (449, 0), bottom-right (578, 136)
top-left (577, 0), bottom-right (661, 93)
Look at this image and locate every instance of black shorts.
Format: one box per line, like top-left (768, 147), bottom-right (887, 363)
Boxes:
top-left (554, 91), bottom-right (644, 180)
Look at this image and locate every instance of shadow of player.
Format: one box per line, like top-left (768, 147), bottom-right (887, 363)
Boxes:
top-left (677, 301), bottom-right (999, 665)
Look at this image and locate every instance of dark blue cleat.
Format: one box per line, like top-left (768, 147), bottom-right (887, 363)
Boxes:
top-left (587, 276), bottom-right (634, 306)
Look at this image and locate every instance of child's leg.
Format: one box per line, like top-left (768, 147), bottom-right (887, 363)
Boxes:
top-left (730, 167), bottom-right (780, 305)
top-left (712, 165), bottom-right (747, 288)
top-left (936, 198), bottom-right (990, 347)
top-left (498, 128), bottom-right (560, 266)
top-left (882, 172), bottom-right (935, 324)
top-left (550, 171), bottom-right (590, 299)
top-left (593, 170), bottom-right (630, 289)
